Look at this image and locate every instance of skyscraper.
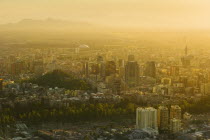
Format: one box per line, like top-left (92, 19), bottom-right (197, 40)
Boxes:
top-left (112, 77), bottom-right (122, 95)
top-left (181, 57), bottom-right (191, 67)
top-left (185, 45), bottom-right (188, 56)
top-left (90, 63), bottom-right (100, 75)
top-left (0, 79), bottom-right (3, 93)
top-left (83, 62), bottom-right (89, 77)
top-left (136, 107), bottom-right (158, 130)
top-left (105, 61), bottom-right (116, 76)
top-left (125, 61), bottom-right (139, 87)
top-left (170, 66), bottom-right (179, 76)
top-left (99, 62), bottom-right (106, 78)
top-left (97, 55), bottom-right (104, 63)
top-left (170, 118), bottom-right (181, 134)
top-left (170, 105), bottom-right (181, 120)
top-left (128, 54), bottom-right (135, 61)
top-left (118, 59), bottom-right (125, 68)
top-left (200, 83), bottom-right (210, 95)
top-left (181, 46), bottom-right (191, 67)
top-left (158, 106), bottom-right (169, 132)
top-left (118, 59), bottom-right (125, 79)
top-left (144, 61), bottom-right (156, 78)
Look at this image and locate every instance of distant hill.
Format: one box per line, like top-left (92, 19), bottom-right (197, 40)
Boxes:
top-left (0, 18), bottom-right (98, 32)
top-left (30, 70), bottom-right (91, 90)
top-left (0, 18), bottom-right (114, 48)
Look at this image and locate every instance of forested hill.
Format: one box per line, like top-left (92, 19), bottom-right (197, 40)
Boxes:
top-left (30, 70), bottom-right (91, 90)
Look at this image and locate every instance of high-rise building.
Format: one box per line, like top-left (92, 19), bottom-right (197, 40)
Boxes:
top-left (128, 55), bottom-right (135, 61)
top-left (118, 59), bottom-right (125, 79)
top-left (99, 62), bottom-right (106, 78)
top-left (125, 61), bottom-right (139, 87)
top-left (181, 46), bottom-right (191, 67)
top-left (144, 61), bottom-right (156, 78)
top-left (200, 83), bottom-right (210, 95)
top-left (170, 66), bottom-right (179, 76)
top-left (118, 59), bottom-right (125, 67)
top-left (170, 105), bottom-right (181, 120)
top-left (97, 55), bottom-right (104, 63)
top-left (170, 118), bottom-right (181, 134)
top-left (181, 57), bottom-right (191, 67)
top-left (158, 106), bottom-right (169, 132)
top-left (112, 78), bottom-right (122, 95)
top-left (136, 107), bottom-right (158, 130)
top-left (0, 79), bottom-right (3, 93)
top-left (90, 63), bottom-right (100, 75)
top-left (179, 76), bottom-right (188, 88)
top-left (119, 66), bottom-right (125, 79)
top-left (105, 61), bottom-right (116, 76)
top-left (82, 62), bottom-right (89, 77)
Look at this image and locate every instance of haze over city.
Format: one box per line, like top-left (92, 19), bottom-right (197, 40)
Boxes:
top-left (0, 0), bottom-right (210, 140)
top-left (1, 0), bottom-right (210, 29)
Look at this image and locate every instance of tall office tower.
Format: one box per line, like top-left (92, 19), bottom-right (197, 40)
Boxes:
top-left (118, 59), bottom-right (125, 67)
top-left (179, 76), bottom-right (188, 88)
top-left (0, 79), bottom-right (3, 93)
top-left (112, 78), bottom-right (122, 95)
top-left (181, 57), bottom-right (191, 67)
top-left (136, 107), bottom-right (158, 130)
top-left (128, 55), bottom-right (135, 61)
top-left (105, 61), bottom-right (116, 76)
top-left (158, 106), bottom-right (169, 132)
top-left (125, 61), bottom-right (139, 87)
top-left (200, 83), bottom-right (210, 95)
top-left (82, 62), bottom-right (89, 77)
top-left (119, 66), bottom-right (125, 79)
top-left (181, 46), bottom-right (191, 67)
top-left (185, 45), bottom-right (188, 56)
top-left (90, 63), bottom-right (100, 75)
top-left (97, 55), bottom-right (104, 63)
top-left (170, 105), bottom-right (182, 120)
top-left (170, 66), bottom-right (179, 76)
top-left (144, 61), bottom-right (156, 78)
top-left (118, 59), bottom-right (125, 79)
top-left (170, 118), bottom-right (181, 134)
top-left (99, 62), bottom-right (106, 78)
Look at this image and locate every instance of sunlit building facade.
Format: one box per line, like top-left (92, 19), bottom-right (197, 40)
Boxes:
top-left (136, 107), bottom-right (158, 130)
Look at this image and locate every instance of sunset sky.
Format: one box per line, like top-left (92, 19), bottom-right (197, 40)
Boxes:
top-left (0, 0), bottom-right (210, 29)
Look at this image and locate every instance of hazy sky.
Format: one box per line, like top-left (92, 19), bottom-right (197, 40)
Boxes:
top-left (0, 0), bottom-right (210, 29)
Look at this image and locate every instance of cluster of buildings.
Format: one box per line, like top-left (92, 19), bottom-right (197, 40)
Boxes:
top-left (0, 45), bottom-right (210, 139)
top-left (0, 82), bottom-right (123, 111)
top-left (136, 105), bottom-right (183, 136)
top-left (1, 45), bottom-right (210, 98)
top-left (82, 54), bottom-right (157, 94)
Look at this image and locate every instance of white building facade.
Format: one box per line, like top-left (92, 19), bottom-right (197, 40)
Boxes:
top-left (136, 107), bottom-right (158, 130)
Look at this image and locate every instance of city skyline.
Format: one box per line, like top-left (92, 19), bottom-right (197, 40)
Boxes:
top-left (0, 0), bottom-right (210, 139)
top-left (0, 0), bottom-right (210, 29)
